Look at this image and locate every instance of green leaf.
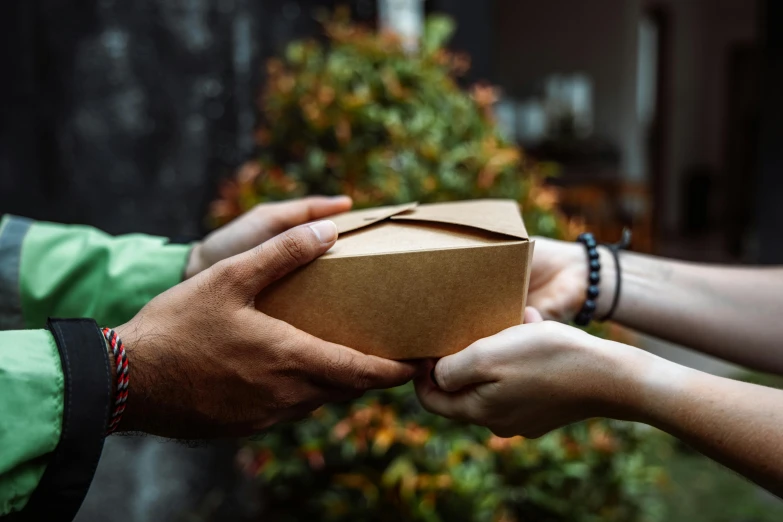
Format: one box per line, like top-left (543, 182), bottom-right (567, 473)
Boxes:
top-left (422, 15), bottom-right (455, 55)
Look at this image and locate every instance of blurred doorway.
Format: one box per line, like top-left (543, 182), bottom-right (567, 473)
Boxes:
top-left (723, 43), bottom-right (761, 260)
top-left (641, 4), bottom-right (671, 249)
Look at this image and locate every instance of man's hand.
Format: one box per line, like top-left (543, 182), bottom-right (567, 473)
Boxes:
top-left (185, 196), bottom-right (353, 279)
top-left (115, 219), bottom-right (417, 439)
top-left (415, 308), bottom-right (648, 438)
top-left (526, 237), bottom-right (616, 321)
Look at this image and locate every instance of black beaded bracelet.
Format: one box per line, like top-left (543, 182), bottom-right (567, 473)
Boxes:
top-left (574, 233), bottom-right (600, 326)
top-left (574, 229), bottom-right (633, 326)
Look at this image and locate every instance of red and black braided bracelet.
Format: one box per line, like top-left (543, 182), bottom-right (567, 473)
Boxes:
top-left (102, 327), bottom-right (128, 434)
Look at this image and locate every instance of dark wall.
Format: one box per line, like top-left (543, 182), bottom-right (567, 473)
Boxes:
top-left (756, 0), bottom-right (783, 263)
top-left (431, 0), bottom-right (494, 83)
top-left (0, 0), bottom-right (355, 238)
top-left (1, 0), bottom-right (254, 236)
top-left (0, 2), bottom-right (362, 520)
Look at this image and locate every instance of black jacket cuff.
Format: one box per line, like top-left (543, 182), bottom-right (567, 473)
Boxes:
top-left (12, 319), bottom-right (111, 521)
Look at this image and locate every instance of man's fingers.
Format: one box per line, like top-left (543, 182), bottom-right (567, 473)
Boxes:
top-left (223, 221), bottom-right (338, 294)
top-left (311, 340), bottom-right (419, 391)
top-left (262, 196), bottom-right (352, 233)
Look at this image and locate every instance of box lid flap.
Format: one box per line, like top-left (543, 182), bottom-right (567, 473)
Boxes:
top-left (391, 199), bottom-right (528, 239)
top-left (331, 202), bottom-right (419, 234)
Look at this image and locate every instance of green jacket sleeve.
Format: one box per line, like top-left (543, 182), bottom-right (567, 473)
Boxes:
top-left (0, 329), bottom-right (63, 515)
top-left (0, 214), bottom-right (191, 330)
top-left (1, 320), bottom-right (113, 521)
top-left (0, 215), bottom-right (193, 520)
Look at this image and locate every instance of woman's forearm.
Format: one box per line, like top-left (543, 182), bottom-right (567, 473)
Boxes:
top-left (621, 346), bottom-right (783, 496)
top-left (600, 250), bottom-right (783, 374)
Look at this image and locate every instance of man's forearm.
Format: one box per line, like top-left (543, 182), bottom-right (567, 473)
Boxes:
top-left (600, 250), bottom-right (783, 373)
top-left (622, 348), bottom-right (783, 497)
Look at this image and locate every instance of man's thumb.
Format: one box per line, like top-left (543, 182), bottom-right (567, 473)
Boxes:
top-left (223, 220), bottom-right (337, 294)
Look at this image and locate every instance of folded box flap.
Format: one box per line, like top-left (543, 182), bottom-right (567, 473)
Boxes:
top-left (331, 202), bottom-right (419, 234)
top-left (391, 199), bottom-right (528, 239)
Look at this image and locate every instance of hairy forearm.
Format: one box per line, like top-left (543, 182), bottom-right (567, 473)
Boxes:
top-left (602, 251), bottom-right (783, 374)
top-left (619, 348), bottom-right (783, 497)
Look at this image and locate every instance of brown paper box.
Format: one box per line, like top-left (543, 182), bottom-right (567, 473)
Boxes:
top-left (256, 199), bottom-right (535, 359)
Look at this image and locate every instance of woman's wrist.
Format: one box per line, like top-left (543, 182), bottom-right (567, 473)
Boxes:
top-left (562, 241), bottom-right (617, 320)
top-left (598, 339), bottom-right (695, 426)
top-left (184, 242), bottom-right (205, 280)
top-left (595, 247), bottom-right (617, 318)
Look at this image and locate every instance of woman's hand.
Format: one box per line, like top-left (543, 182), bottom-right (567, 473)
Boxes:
top-left (185, 195), bottom-right (353, 278)
top-left (527, 237), bottom-right (616, 322)
top-left (415, 308), bottom-right (653, 438)
top-left (416, 309), bottom-right (783, 497)
top-left (526, 237), bottom-right (587, 322)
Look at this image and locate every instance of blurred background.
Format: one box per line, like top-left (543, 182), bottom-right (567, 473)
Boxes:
top-left (2, 0), bottom-right (783, 521)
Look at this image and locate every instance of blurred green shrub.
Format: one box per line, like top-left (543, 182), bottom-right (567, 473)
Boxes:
top-left (213, 10), bottom-right (670, 522)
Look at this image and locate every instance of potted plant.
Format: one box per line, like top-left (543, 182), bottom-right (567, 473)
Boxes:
top-left (212, 11), bottom-right (669, 522)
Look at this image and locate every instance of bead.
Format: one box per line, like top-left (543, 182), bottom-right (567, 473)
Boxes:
top-left (574, 231), bottom-right (600, 328)
top-left (574, 311), bottom-right (590, 326)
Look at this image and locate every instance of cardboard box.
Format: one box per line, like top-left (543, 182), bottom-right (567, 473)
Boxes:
top-left (256, 199), bottom-right (534, 359)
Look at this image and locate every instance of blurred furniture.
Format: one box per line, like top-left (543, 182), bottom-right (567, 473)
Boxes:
top-left (527, 137), bottom-right (653, 253)
top-left (547, 178), bottom-right (654, 254)
top-left (530, 137), bottom-right (621, 176)
top-left (723, 43), bottom-right (760, 260)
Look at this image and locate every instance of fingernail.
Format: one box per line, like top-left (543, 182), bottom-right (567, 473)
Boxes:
top-left (309, 220), bottom-right (338, 244)
top-left (329, 195), bottom-right (351, 202)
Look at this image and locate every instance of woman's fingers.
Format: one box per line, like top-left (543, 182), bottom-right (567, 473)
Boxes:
top-left (524, 306), bottom-right (544, 324)
top-left (414, 372), bottom-right (475, 422)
